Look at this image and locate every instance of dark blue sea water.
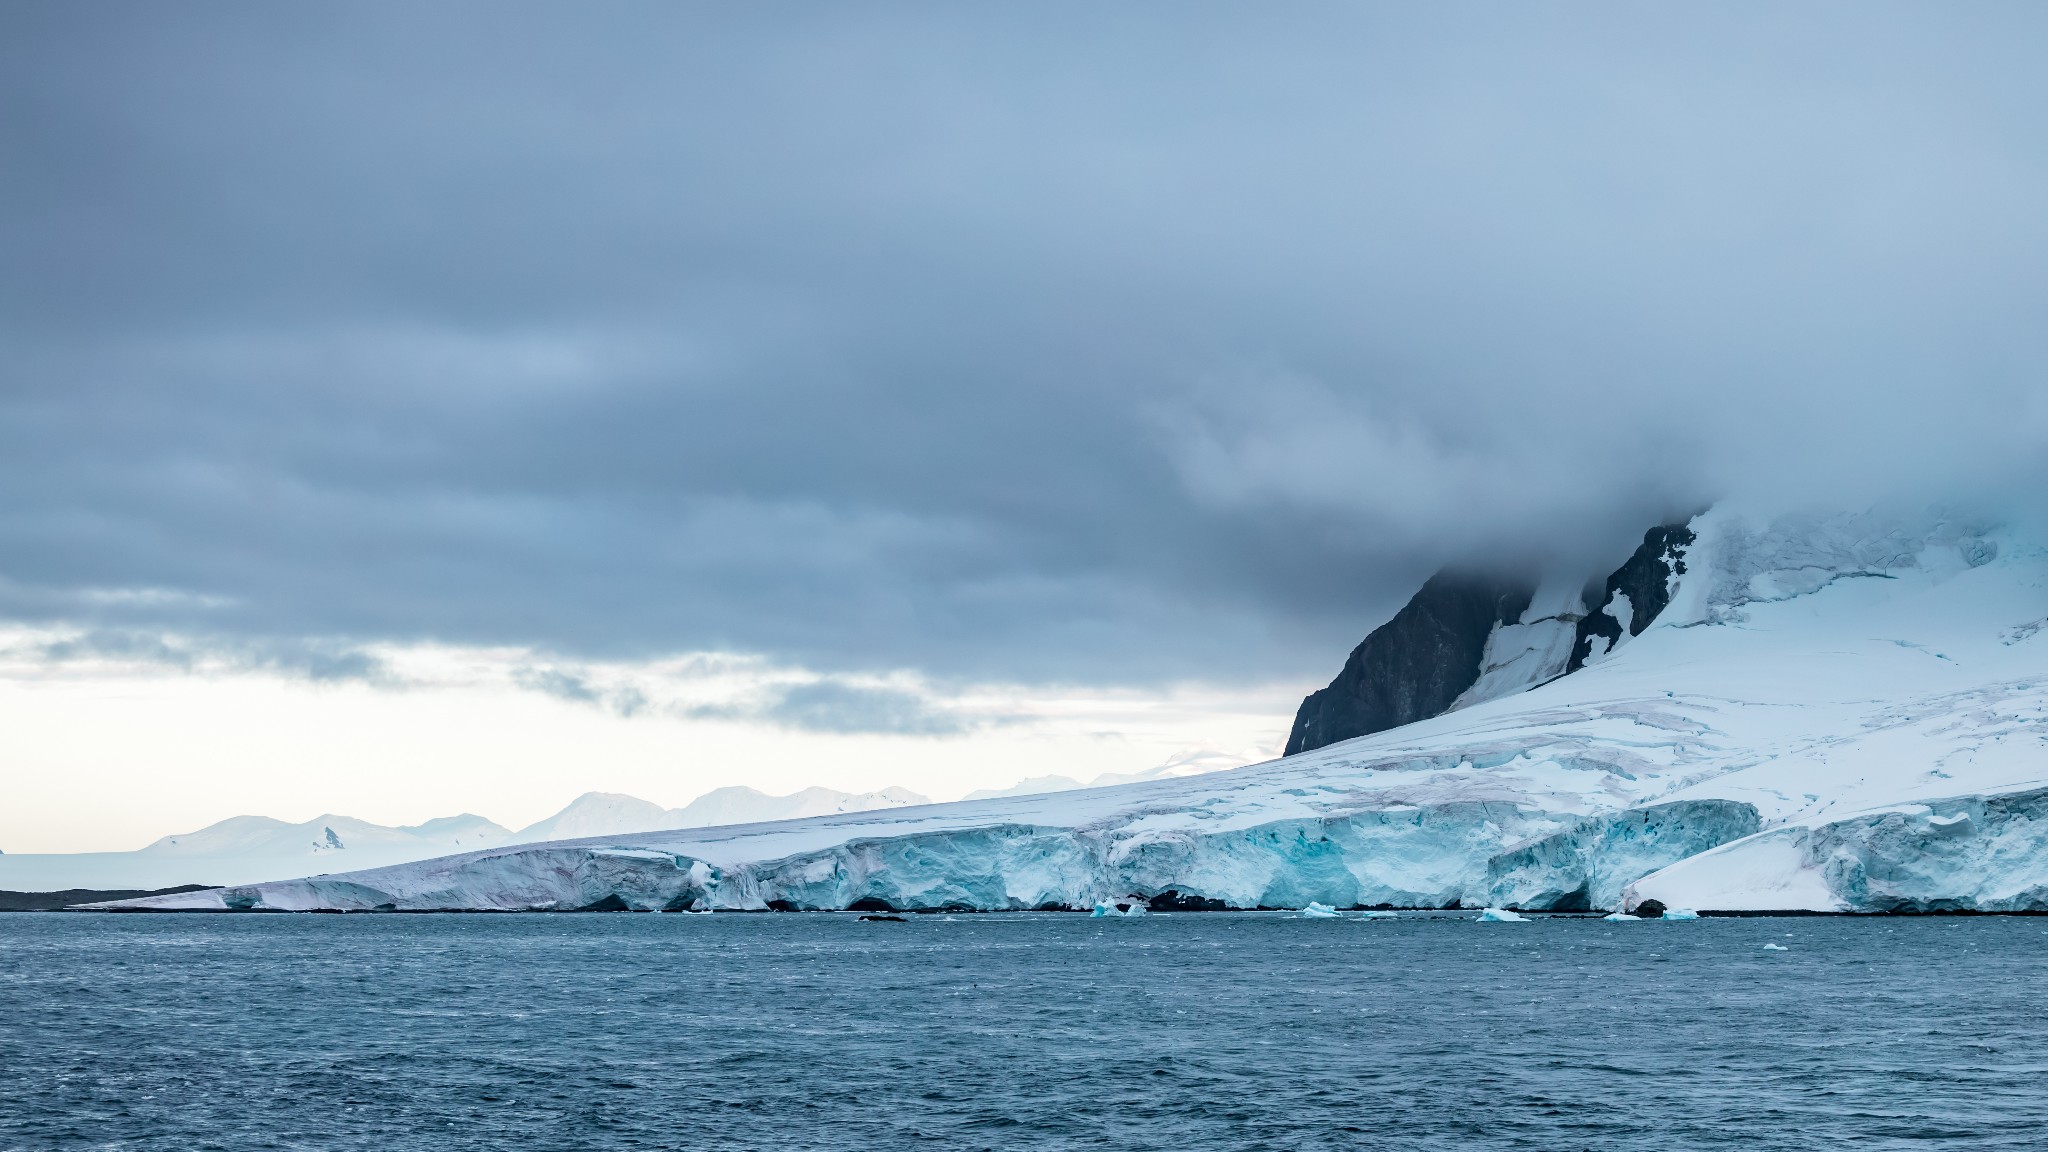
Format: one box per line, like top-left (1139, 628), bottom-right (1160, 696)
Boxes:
top-left (3, 911), bottom-right (2045, 1150)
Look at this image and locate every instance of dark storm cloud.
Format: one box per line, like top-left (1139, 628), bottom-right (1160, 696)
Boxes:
top-left (4, 4), bottom-right (2047, 686)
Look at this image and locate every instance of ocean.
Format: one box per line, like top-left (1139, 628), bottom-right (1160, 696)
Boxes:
top-left (3, 911), bottom-right (2043, 1150)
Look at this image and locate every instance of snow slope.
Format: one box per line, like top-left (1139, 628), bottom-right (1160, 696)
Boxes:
top-left (99, 507), bottom-right (2048, 914)
top-left (1447, 573), bottom-right (1587, 712)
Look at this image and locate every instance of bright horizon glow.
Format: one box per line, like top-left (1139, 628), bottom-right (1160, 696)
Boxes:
top-left (0, 633), bottom-right (1302, 854)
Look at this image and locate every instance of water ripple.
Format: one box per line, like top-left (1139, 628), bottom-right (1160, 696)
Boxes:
top-left (3, 913), bottom-right (2046, 1149)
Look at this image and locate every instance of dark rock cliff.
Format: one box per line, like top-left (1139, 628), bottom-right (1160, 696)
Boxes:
top-left (1283, 574), bottom-right (1534, 756)
top-left (1285, 519), bottom-right (1698, 757)
top-left (1566, 523), bottom-right (1696, 672)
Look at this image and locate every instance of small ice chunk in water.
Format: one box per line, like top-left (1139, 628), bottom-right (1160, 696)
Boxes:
top-left (1662, 908), bottom-right (1700, 921)
top-left (1602, 911), bottom-right (1635, 922)
top-left (1298, 902), bottom-right (1340, 919)
top-left (1359, 910), bottom-right (1399, 920)
top-left (1478, 908), bottom-right (1529, 922)
top-left (1762, 943), bottom-right (1789, 951)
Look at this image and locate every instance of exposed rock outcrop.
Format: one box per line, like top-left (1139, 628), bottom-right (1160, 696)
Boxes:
top-left (1284, 575), bottom-right (1535, 756)
top-left (1286, 520), bottom-right (1697, 756)
top-left (1568, 523), bottom-right (1696, 672)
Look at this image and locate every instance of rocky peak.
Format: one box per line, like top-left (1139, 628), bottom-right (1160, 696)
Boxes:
top-left (1567, 523), bottom-right (1696, 672)
top-left (1285, 520), bottom-right (1697, 756)
top-left (1283, 573), bottom-right (1535, 756)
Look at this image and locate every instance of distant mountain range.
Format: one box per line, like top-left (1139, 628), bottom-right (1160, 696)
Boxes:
top-left (506, 786), bottom-right (931, 843)
top-left (961, 746), bottom-right (1260, 800)
top-left (3, 756), bottom-right (1260, 894)
top-left (0, 784), bottom-right (932, 892)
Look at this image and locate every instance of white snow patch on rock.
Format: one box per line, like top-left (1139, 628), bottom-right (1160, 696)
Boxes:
top-left (1451, 573), bottom-right (1588, 712)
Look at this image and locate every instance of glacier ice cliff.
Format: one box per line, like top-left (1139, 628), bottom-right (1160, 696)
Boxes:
top-left (97, 506), bottom-right (2048, 915)
top-left (1628, 785), bottom-right (2048, 914)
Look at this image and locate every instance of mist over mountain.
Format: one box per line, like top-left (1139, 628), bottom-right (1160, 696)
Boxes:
top-left (5, 6), bottom-right (2046, 695)
top-left (15, 11), bottom-right (2048, 1150)
top-left (1286, 522), bottom-right (1697, 756)
top-left (7, 7), bottom-right (2048, 914)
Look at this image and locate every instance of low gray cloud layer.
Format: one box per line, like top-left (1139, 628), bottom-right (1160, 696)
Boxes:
top-left (20, 628), bottom-right (391, 685)
top-left (514, 663), bottom-right (981, 736)
top-left (5, 4), bottom-right (2046, 687)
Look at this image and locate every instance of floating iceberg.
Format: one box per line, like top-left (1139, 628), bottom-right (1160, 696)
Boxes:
top-left (1298, 902), bottom-right (1340, 918)
top-left (1661, 908), bottom-right (1700, 921)
top-left (1762, 943), bottom-right (1789, 951)
top-left (1478, 907), bottom-right (1530, 922)
top-left (1359, 910), bottom-right (1400, 920)
top-left (1601, 911), bottom-right (1636, 922)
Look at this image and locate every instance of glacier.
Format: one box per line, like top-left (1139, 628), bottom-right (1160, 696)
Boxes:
top-left (95, 505), bottom-right (2048, 915)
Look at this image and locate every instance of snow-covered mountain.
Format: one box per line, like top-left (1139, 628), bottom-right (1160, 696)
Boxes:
top-left (96, 506), bottom-right (2048, 914)
top-left (962, 775), bottom-right (1087, 801)
top-left (0, 813), bottom-right (511, 891)
top-left (963, 747), bottom-right (1260, 801)
top-left (0, 784), bottom-right (934, 892)
top-left (508, 786), bottom-right (931, 843)
top-left (1286, 522), bottom-right (1696, 754)
top-left (665, 785), bottom-right (929, 828)
top-left (506, 792), bottom-right (680, 843)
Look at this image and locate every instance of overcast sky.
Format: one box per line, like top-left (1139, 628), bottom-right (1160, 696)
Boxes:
top-left (6, 5), bottom-right (2048, 848)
